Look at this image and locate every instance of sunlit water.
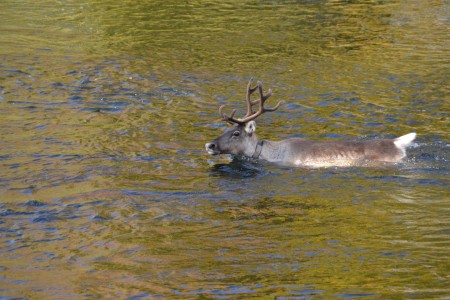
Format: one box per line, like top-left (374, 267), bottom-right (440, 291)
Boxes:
top-left (1, 0), bottom-right (449, 299)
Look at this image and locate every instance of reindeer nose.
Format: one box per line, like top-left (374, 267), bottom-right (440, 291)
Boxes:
top-left (205, 142), bottom-right (217, 155)
top-left (206, 142), bottom-right (215, 150)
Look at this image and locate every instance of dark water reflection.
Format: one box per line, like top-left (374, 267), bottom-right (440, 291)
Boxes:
top-left (1, 0), bottom-right (449, 298)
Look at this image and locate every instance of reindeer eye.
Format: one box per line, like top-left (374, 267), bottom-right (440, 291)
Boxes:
top-left (232, 131), bottom-right (240, 137)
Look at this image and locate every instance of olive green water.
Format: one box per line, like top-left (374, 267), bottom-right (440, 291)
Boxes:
top-left (0, 0), bottom-right (449, 299)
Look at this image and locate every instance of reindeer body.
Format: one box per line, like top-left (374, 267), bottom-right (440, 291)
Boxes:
top-left (205, 79), bottom-right (416, 167)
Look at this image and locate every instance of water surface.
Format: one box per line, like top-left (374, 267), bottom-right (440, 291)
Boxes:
top-left (0, 0), bottom-right (449, 298)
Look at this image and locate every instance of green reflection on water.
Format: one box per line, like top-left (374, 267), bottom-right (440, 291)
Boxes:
top-left (0, 0), bottom-right (449, 298)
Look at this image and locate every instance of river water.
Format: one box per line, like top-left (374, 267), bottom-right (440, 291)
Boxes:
top-left (0, 0), bottom-right (449, 299)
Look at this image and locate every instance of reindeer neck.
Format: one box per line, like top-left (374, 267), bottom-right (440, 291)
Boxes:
top-left (257, 140), bottom-right (287, 162)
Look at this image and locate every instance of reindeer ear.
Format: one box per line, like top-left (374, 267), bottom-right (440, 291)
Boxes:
top-left (245, 121), bottom-right (256, 134)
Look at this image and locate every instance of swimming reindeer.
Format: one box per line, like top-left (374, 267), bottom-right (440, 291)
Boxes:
top-left (205, 79), bottom-right (416, 167)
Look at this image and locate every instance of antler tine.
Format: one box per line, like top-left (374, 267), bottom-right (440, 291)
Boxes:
top-left (245, 78), bottom-right (259, 117)
top-left (232, 81), bottom-right (281, 124)
top-left (257, 81), bottom-right (282, 111)
top-left (219, 105), bottom-right (243, 125)
top-left (256, 82), bottom-right (281, 111)
top-left (218, 80), bottom-right (282, 125)
top-left (263, 99), bottom-right (282, 112)
top-left (257, 80), bottom-right (272, 102)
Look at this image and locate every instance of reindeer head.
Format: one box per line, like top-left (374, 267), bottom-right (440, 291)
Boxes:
top-left (205, 79), bottom-right (281, 158)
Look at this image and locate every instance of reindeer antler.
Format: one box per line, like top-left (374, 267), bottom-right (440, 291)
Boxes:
top-left (219, 78), bottom-right (281, 125)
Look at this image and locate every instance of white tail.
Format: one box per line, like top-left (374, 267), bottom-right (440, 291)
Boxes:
top-left (394, 132), bottom-right (416, 150)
